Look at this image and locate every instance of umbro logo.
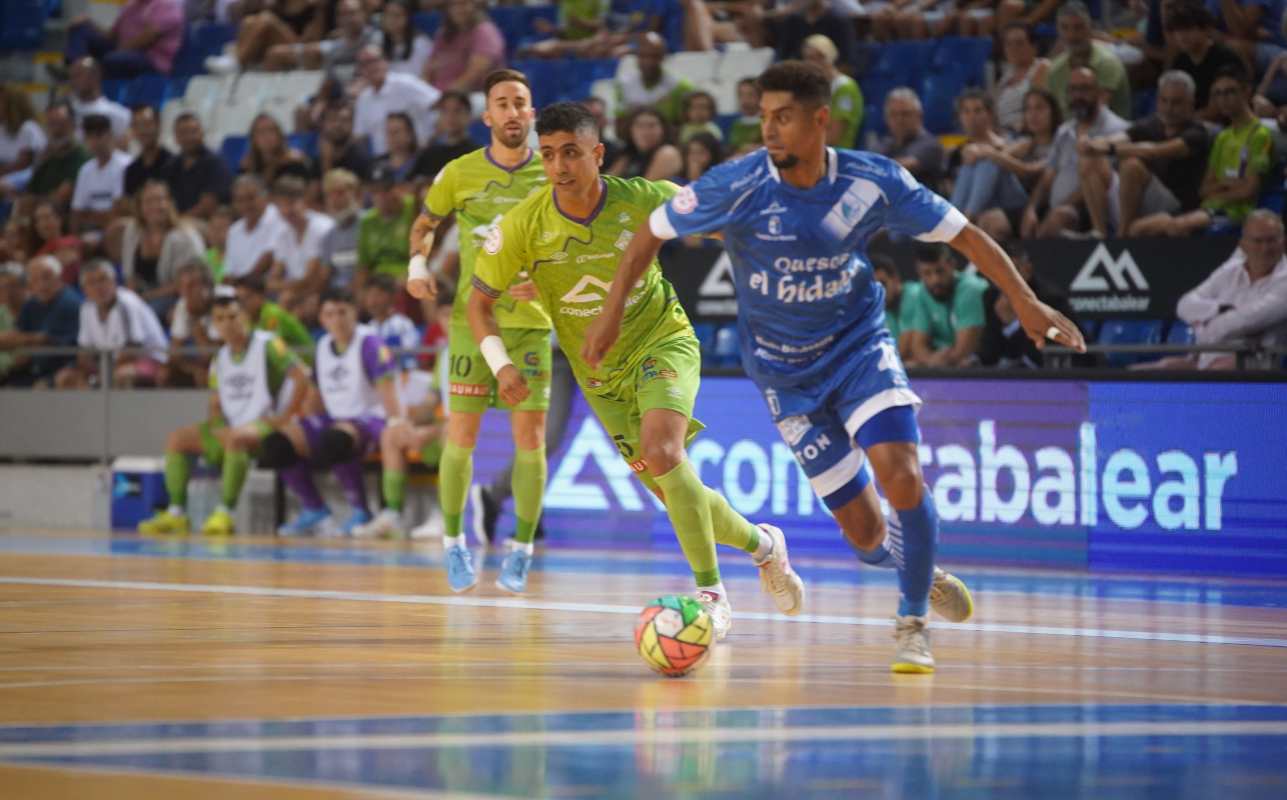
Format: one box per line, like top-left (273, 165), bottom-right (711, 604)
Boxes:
top-left (759, 201), bottom-right (789, 216)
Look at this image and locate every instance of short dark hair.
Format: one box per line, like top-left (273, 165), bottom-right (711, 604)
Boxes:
top-left (913, 241), bottom-right (952, 265)
top-left (82, 113), bottom-right (111, 136)
top-left (737, 76), bottom-right (759, 91)
top-left (174, 110), bottom-right (201, 127)
top-left (1001, 22), bottom-right (1033, 41)
top-left (955, 88), bottom-right (994, 115)
top-left (536, 101), bottom-right (599, 138)
top-left (1211, 63), bottom-right (1250, 88)
top-left (870, 254), bottom-right (899, 278)
top-left (436, 90), bottom-right (472, 111)
top-left (756, 61), bottom-right (831, 107)
top-left (320, 287), bottom-right (356, 307)
top-left (485, 68), bottom-right (530, 99)
top-left (272, 175), bottom-right (307, 199)
top-left (366, 273), bottom-right (399, 295)
top-left (1164, 1), bottom-right (1214, 32)
top-left (234, 274), bottom-right (267, 296)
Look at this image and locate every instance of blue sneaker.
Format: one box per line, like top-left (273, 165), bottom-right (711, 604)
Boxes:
top-left (340, 508), bottom-right (373, 536)
top-left (495, 547), bottom-right (532, 594)
top-left (445, 542), bottom-right (478, 593)
top-left (278, 507), bottom-right (332, 537)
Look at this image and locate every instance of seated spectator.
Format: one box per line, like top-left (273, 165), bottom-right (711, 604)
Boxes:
top-left (317, 102), bottom-right (373, 182)
top-left (357, 165), bottom-right (415, 289)
top-left (681, 131), bottom-right (722, 185)
top-left (947, 90), bottom-right (1028, 226)
top-left (355, 46), bottom-right (441, 158)
top-left (233, 273), bottom-right (314, 355)
top-left (163, 259), bottom-right (218, 387)
top-left (994, 23), bottom-right (1050, 134)
top-left (609, 107), bottom-right (682, 181)
top-left (383, 0), bottom-right (434, 78)
top-left (318, 169), bottom-right (363, 290)
top-left (218, 0), bottom-right (325, 72)
top-left (975, 88), bottom-right (1062, 240)
top-left (363, 273), bottom-right (419, 368)
top-left (1165, 2), bottom-right (1246, 121)
top-left (1138, 210), bottom-right (1287, 369)
top-left (613, 33), bottom-right (693, 131)
top-left (727, 78), bottom-right (763, 154)
top-left (1078, 71), bottom-right (1211, 238)
top-left (57, 258), bottom-right (168, 388)
top-left (1, 217), bottom-right (35, 267)
top-left (223, 175), bottom-right (287, 281)
top-left (875, 88), bottom-right (944, 190)
top-left (116, 180), bottom-right (205, 315)
top-left (265, 0), bottom-right (381, 71)
top-left (996, 0), bottom-right (1060, 30)
top-left (1131, 66), bottom-right (1272, 236)
top-left (869, 0), bottom-right (959, 41)
top-left (31, 200), bottom-right (83, 285)
top-left (70, 114), bottom-right (131, 235)
top-left (0, 256), bottom-right (81, 386)
top-left (775, 0), bottom-right (856, 65)
top-left (204, 205), bottom-right (234, 282)
top-left (240, 113), bottom-right (313, 186)
top-left (870, 254), bottom-right (909, 351)
top-left (269, 175), bottom-right (334, 322)
top-left (678, 0), bottom-right (762, 52)
top-left (1043, 2), bottom-right (1132, 122)
top-left (899, 242), bottom-right (987, 367)
top-left (25, 103), bottom-right (88, 212)
top-left (65, 0), bottom-right (184, 78)
top-left (524, 0), bottom-right (609, 57)
top-left (1020, 68), bottom-right (1128, 238)
top-left (410, 91), bottom-right (478, 184)
top-left (164, 113), bottom-right (231, 219)
top-left (801, 34), bottom-right (863, 149)
top-left (0, 86), bottom-right (47, 186)
top-left (424, 0), bottom-right (507, 93)
top-left (979, 241), bottom-right (1072, 367)
top-left (678, 90), bottom-right (723, 144)
top-left (123, 106), bottom-right (173, 198)
top-left (65, 58), bottom-right (131, 143)
top-left (374, 112), bottom-right (421, 187)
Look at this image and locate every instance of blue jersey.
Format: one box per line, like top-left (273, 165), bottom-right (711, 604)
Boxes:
top-left (651, 148), bottom-right (966, 389)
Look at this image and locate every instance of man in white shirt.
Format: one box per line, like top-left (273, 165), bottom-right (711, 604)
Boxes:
top-left (223, 175), bottom-right (287, 281)
top-left (362, 273), bottom-right (419, 370)
top-left (1137, 210), bottom-right (1287, 370)
top-left (56, 259), bottom-right (169, 388)
top-left (67, 57), bottom-right (131, 145)
top-left (270, 175), bottom-right (335, 323)
top-left (70, 114), bottom-right (131, 234)
top-left (354, 45), bottom-right (440, 157)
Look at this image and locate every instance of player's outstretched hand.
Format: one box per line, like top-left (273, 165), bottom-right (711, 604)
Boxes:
top-left (1017, 299), bottom-right (1086, 352)
top-left (497, 365), bottom-right (530, 406)
top-left (582, 312), bottom-right (621, 370)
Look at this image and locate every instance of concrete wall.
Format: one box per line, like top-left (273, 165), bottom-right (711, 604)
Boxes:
top-left (0, 390), bottom-right (204, 460)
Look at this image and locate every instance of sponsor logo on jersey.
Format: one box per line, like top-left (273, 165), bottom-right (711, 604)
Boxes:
top-left (776, 415), bottom-right (812, 447)
top-left (672, 185), bottom-right (698, 215)
top-left (523, 351), bottom-right (539, 366)
top-left (576, 252), bottom-right (615, 264)
top-left (821, 177), bottom-right (883, 240)
top-left (756, 214), bottom-right (797, 242)
top-left (614, 229), bottom-right (634, 251)
top-left (557, 275), bottom-right (645, 316)
top-left (450, 382), bottom-right (491, 397)
top-left (538, 230), bottom-right (559, 244)
top-left (759, 201), bottom-right (789, 216)
top-left (617, 212), bottom-right (632, 224)
top-left (483, 225), bottom-right (503, 255)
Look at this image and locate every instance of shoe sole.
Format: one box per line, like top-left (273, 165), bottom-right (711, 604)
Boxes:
top-left (890, 661), bottom-right (935, 674)
top-left (931, 573), bottom-right (975, 623)
top-left (449, 578), bottom-right (478, 594)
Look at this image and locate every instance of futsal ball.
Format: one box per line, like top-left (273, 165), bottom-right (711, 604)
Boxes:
top-left (635, 595), bottom-right (714, 677)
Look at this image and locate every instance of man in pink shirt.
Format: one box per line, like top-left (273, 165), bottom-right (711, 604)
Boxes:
top-left (66, 0), bottom-right (185, 77)
top-left (424, 0), bottom-right (506, 92)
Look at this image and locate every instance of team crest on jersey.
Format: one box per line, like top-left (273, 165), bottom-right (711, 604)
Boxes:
top-left (523, 351), bottom-right (539, 366)
top-left (614, 230), bottom-right (634, 251)
top-left (775, 415), bottom-right (812, 447)
top-left (672, 186), bottom-right (698, 215)
top-left (483, 225), bottom-right (503, 255)
top-left (617, 212), bottom-right (632, 224)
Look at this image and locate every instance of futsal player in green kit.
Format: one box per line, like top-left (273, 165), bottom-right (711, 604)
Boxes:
top-left (404, 69), bottom-right (551, 594)
top-left (468, 102), bottom-right (806, 637)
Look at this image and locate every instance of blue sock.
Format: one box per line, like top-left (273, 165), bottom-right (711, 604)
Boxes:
top-left (894, 486), bottom-right (938, 617)
top-left (854, 524), bottom-right (898, 569)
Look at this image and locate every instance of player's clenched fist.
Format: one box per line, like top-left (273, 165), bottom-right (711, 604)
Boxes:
top-left (496, 365), bottom-right (530, 406)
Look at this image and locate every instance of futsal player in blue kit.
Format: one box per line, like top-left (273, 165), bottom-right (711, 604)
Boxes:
top-left (584, 61), bottom-right (1086, 672)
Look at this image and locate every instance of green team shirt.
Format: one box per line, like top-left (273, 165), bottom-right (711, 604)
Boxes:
top-left (560, 0), bottom-right (606, 39)
top-left (207, 334), bottom-right (301, 395)
top-left (424, 147), bottom-right (552, 331)
top-left (1202, 118), bottom-right (1274, 223)
top-left (255, 301), bottom-right (314, 362)
top-left (831, 74), bottom-right (864, 150)
top-left (474, 175), bottom-right (692, 394)
top-left (901, 272), bottom-right (988, 351)
top-left (728, 117), bottom-right (762, 151)
top-left (358, 196), bottom-right (416, 278)
top-left (884, 290), bottom-right (906, 342)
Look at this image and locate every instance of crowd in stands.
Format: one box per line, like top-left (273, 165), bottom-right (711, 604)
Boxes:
top-left (1, 0), bottom-right (1286, 382)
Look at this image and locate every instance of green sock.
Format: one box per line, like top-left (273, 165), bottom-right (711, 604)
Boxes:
top-left (438, 441), bottom-right (473, 538)
top-left (420, 438), bottom-right (443, 469)
top-left (705, 487), bottom-right (760, 554)
top-left (383, 468), bottom-right (407, 512)
top-left (654, 460), bottom-right (721, 587)
top-left (220, 449), bottom-right (250, 509)
top-left (164, 452), bottom-right (190, 509)
top-left (511, 446), bottom-right (547, 544)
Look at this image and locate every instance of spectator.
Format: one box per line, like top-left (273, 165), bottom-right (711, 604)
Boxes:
top-left (204, 205), bottom-right (234, 282)
top-left (383, 0), bottom-right (434, 78)
top-left (524, 0), bottom-right (609, 56)
top-left (318, 168), bottom-right (363, 290)
top-left (31, 200), bottom-right (83, 285)
top-left (0, 86), bottom-right (47, 183)
top-left (65, 0), bottom-right (185, 78)
top-left (164, 260), bottom-right (218, 387)
top-left (0, 256), bottom-right (81, 386)
top-left (1044, 2), bottom-right (1132, 121)
top-left (996, 0), bottom-right (1060, 29)
top-left (355, 45), bottom-right (441, 158)
top-left (269, 175), bottom-right (334, 321)
top-left (1, 218), bottom-right (35, 267)
top-left (424, 0), bottom-right (507, 93)
top-left (870, 254), bottom-right (909, 350)
top-left (609, 107), bottom-right (682, 181)
top-left (26, 103), bottom-right (89, 210)
top-left (116, 180), bottom-right (205, 314)
top-left (678, 90), bottom-right (723, 144)
top-left (164, 112), bottom-right (231, 219)
top-left (223, 174), bottom-right (287, 280)
top-left (1021, 68), bottom-right (1128, 238)
top-left (869, 0), bottom-right (956, 41)
top-left (70, 114), bottom-right (131, 235)
top-left (979, 241), bottom-right (1072, 367)
top-left (1166, 2), bottom-right (1246, 120)
top-left (681, 131), bottom-right (722, 185)
top-left (363, 272), bottom-right (419, 368)
top-left (317, 102), bottom-right (373, 182)
top-left (232, 273), bottom-right (314, 355)
top-left (800, 33), bottom-right (863, 149)
top-left (994, 23), bottom-right (1050, 134)
top-left (948, 90), bottom-right (1028, 225)
top-left (580, 94), bottom-right (622, 168)
top-left (614, 33), bottom-right (693, 130)
top-left (218, 0), bottom-right (325, 72)
top-left (410, 91), bottom-right (478, 184)
top-left (123, 106), bottom-right (173, 198)
top-left (975, 88), bottom-right (1062, 240)
top-left (240, 113), bottom-right (312, 186)
top-left (57, 258), bottom-right (168, 388)
top-left (265, 0), bottom-right (381, 71)
top-left (1139, 210), bottom-right (1287, 369)
top-left (775, 0), bottom-right (856, 67)
top-left (357, 164), bottom-right (415, 289)
top-left (65, 58), bottom-right (131, 142)
top-left (727, 78), bottom-right (763, 154)
top-left (875, 88), bottom-right (944, 189)
top-left (0, 262), bottom-right (22, 381)
top-left (899, 242), bottom-right (987, 368)
top-left (1131, 66), bottom-right (1272, 236)
top-left (1079, 70), bottom-right (1211, 238)
top-left (374, 112), bottom-right (420, 187)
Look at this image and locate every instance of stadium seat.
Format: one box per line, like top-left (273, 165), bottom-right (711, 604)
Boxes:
top-left (930, 37), bottom-right (992, 86)
top-left (508, 59), bottom-right (561, 108)
top-left (692, 322), bottom-right (717, 355)
top-left (1165, 320), bottom-right (1194, 345)
top-left (668, 51), bottom-right (721, 86)
top-left (1097, 319), bottom-right (1165, 367)
top-left (0, 0), bottom-right (46, 50)
top-left (413, 12), bottom-right (441, 38)
top-left (1133, 88), bottom-right (1157, 120)
top-left (288, 132), bottom-right (318, 159)
top-left (873, 41), bottom-right (934, 88)
top-left (124, 74), bottom-right (168, 109)
top-left (467, 120), bottom-right (489, 146)
top-left (708, 80), bottom-right (739, 115)
top-left (103, 79), bottom-right (129, 104)
top-left (719, 48), bottom-right (774, 83)
top-left (219, 135), bottom-right (249, 173)
top-left (921, 73), bottom-right (968, 134)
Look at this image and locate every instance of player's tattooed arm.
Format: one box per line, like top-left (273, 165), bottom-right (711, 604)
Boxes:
top-left (407, 212), bottom-right (447, 300)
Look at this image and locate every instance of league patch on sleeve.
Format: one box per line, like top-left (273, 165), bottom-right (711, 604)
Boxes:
top-left (672, 185), bottom-right (698, 215)
top-left (483, 224), bottom-right (503, 255)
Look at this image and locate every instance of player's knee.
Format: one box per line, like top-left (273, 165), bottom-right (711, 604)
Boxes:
top-left (881, 465), bottom-right (924, 509)
top-left (642, 439), bottom-right (685, 475)
top-left (316, 428), bottom-right (357, 468)
top-left (839, 506), bottom-right (886, 552)
top-left (258, 431), bottom-right (299, 469)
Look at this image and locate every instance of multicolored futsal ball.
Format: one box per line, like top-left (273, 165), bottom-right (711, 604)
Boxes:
top-left (635, 595), bottom-right (714, 677)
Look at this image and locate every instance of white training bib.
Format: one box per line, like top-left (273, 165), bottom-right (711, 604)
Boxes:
top-left (216, 331), bottom-right (275, 428)
top-left (316, 325), bottom-right (383, 419)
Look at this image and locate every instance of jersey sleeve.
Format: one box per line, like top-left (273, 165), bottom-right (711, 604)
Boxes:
top-left (649, 162), bottom-right (742, 240)
top-left (423, 158), bottom-right (456, 218)
top-left (473, 208), bottom-right (528, 298)
top-left (882, 160), bottom-right (967, 242)
top-left (361, 334), bottom-right (398, 383)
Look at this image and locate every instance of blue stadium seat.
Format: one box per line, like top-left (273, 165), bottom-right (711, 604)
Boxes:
top-left (857, 75), bottom-right (902, 117)
top-left (0, 0), bottom-right (46, 49)
top-left (413, 12), bottom-right (441, 38)
top-left (1133, 88), bottom-right (1156, 120)
top-left (508, 59), bottom-right (561, 107)
top-left (165, 76), bottom-right (192, 104)
top-left (219, 135), bottom-right (249, 173)
top-left (468, 120), bottom-right (489, 146)
top-left (921, 73), bottom-right (968, 134)
top-left (288, 132), bottom-right (318, 159)
top-left (1097, 319), bottom-right (1165, 367)
top-left (102, 79), bottom-right (129, 103)
top-left (124, 74), bottom-right (168, 109)
top-left (1165, 320), bottom-right (1194, 345)
top-left (871, 41), bottom-right (934, 88)
top-left (1259, 182), bottom-right (1286, 214)
top-left (692, 322), bottom-right (717, 355)
top-left (930, 37), bottom-right (992, 86)
top-left (712, 324), bottom-right (740, 368)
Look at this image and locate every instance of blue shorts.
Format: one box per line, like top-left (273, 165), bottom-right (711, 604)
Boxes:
top-left (757, 330), bottom-right (921, 510)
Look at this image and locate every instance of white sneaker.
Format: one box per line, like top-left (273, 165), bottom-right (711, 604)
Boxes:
top-left (313, 515), bottom-right (342, 539)
top-left (409, 506), bottom-right (445, 540)
top-left (696, 589), bottom-right (732, 641)
top-left (353, 509), bottom-right (402, 539)
top-left (754, 523), bottom-right (804, 616)
top-left (929, 567), bottom-right (975, 623)
top-left (891, 615), bottom-right (935, 674)
top-left (204, 54), bottom-right (239, 74)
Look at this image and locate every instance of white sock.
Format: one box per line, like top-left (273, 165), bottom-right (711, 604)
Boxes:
top-left (213, 504), bottom-right (230, 514)
top-left (752, 529), bottom-right (774, 564)
top-left (444, 533), bottom-right (467, 549)
top-left (697, 581), bottom-right (727, 601)
top-left (167, 504), bottom-right (184, 516)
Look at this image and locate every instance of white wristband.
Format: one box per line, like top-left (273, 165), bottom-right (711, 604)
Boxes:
top-left (408, 254), bottom-right (429, 282)
top-left (480, 335), bottom-right (513, 376)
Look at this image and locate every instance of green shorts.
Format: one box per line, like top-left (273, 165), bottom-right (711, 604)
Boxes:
top-left (581, 334), bottom-right (705, 493)
top-left (198, 418), bottom-right (272, 466)
top-left (447, 324), bottom-right (552, 414)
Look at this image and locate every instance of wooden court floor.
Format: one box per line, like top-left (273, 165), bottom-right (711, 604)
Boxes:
top-left (1, 529), bottom-right (1286, 798)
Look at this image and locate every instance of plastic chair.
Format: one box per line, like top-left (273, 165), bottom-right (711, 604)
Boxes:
top-left (1165, 320), bottom-right (1194, 345)
top-left (219, 135), bottom-right (249, 173)
top-left (1097, 319), bottom-right (1165, 367)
